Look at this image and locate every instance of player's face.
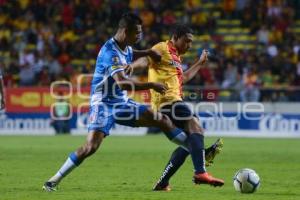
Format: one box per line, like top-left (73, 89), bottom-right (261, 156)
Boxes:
top-left (175, 33), bottom-right (193, 55)
top-left (126, 25), bottom-right (142, 45)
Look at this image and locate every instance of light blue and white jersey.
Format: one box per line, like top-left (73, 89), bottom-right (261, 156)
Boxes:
top-left (90, 38), bottom-right (133, 106)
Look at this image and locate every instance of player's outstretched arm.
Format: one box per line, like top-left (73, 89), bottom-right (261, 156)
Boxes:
top-left (113, 70), bottom-right (167, 94)
top-left (0, 76), bottom-right (5, 110)
top-left (133, 49), bottom-right (161, 62)
top-left (124, 57), bottom-right (150, 76)
top-left (183, 50), bottom-right (208, 84)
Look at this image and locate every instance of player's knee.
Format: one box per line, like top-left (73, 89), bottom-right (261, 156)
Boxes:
top-left (157, 113), bottom-right (173, 128)
top-left (185, 118), bottom-right (204, 134)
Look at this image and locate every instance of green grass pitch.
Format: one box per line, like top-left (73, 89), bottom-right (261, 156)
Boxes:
top-left (1, 135), bottom-right (300, 200)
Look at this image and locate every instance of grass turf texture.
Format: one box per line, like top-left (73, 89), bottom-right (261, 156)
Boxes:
top-left (0, 135), bottom-right (300, 200)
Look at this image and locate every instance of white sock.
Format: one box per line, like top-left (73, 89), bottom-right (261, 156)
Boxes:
top-left (49, 157), bottom-right (77, 183)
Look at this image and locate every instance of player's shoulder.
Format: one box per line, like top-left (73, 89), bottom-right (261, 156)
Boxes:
top-left (152, 41), bottom-right (168, 53)
top-left (101, 39), bottom-right (115, 52)
top-left (99, 39), bottom-right (118, 58)
top-left (152, 41), bottom-right (167, 49)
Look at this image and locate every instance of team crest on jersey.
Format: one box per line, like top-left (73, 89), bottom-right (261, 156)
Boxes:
top-left (112, 56), bottom-right (119, 64)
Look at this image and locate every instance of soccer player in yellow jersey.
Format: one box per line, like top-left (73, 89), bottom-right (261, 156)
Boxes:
top-left (126, 24), bottom-right (224, 190)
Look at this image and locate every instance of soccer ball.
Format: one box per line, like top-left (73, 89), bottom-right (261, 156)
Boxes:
top-left (233, 168), bottom-right (260, 193)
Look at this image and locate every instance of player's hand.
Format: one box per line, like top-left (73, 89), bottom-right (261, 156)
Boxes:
top-left (198, 49), bottom-right (208, 65)
top-left (148, 49), bottom-right (161, 62)
top-left (150, 82), bottom-right (167, 94)
top-left (124, 65), bottom-right (133, 76)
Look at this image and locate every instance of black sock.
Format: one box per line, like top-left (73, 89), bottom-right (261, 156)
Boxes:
top-left (186, 133), bottom-right (206, 174)
top-left (157, 147), bottom-right (189, 186)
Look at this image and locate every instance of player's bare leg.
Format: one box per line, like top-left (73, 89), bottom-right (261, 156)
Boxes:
top-left (135, 109), bottom-right (190, 148)
top-left (43, 131), bottom-right (105, 191)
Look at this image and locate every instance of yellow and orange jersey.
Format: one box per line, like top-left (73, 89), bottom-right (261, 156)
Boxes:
top-left (148, 40), bottom-right (184, 111)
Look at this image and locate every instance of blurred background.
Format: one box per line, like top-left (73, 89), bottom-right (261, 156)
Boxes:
top-left (0, 0), bottom-right (300, 136)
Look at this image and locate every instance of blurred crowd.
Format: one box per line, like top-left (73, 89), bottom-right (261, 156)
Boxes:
top-left (0, 0), bottom-right (300, 101)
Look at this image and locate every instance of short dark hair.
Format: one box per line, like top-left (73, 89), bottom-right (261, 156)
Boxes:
top-left (171, 24), bottom-right (193, 39)
top-left (118, 13), bottom-right (142, 29)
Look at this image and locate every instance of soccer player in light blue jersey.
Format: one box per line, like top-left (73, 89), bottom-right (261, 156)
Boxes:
top-left (43, 13), bottom-right (175, 191)
top-left (43, 13), bottom-right (221, 192)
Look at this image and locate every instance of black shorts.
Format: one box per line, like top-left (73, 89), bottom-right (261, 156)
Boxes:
top-left (160, 101), bottom-right (196, 130)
